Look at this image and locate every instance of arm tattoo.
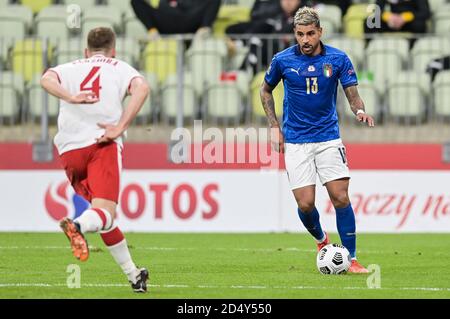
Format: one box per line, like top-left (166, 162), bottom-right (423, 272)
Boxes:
top-left (260, 81), bottom-right (280, 127)
top-left (344, 85), bottom-right (365, 115)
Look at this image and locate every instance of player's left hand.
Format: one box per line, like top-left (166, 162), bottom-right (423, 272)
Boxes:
top-left (96, 123), bottom-right (124, 143)
top-left (357, 113), bottom-right (375, 127)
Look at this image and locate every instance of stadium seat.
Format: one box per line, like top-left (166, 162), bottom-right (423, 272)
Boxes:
top-left (161, 73), bottom-right (197, 120)
top-left (55, 38), bottom-right (84, 64)
top-left (36, 7), bottom-right (72, 46)
top-left (411, 36), bottom-right (450, 73)
top-left (82, 6), bottom-right (123, 34)
top-left (0, 5), bottom-right (33, 45)
top-left (106, 0), bottom-right (134, 15)
top-left (434, 5), bottom-right (450, 35)
top-left (143, 38), bottom-right (178, 85)
top-left (0, 86), bottom-right (20, 121)
top-left (186, 38), bottom-right (228, 96)
top-left (0, 71), bottom-right (25, 94)
top-left (327, 37), bottom-right (365, 68)
top-left (27, 74), bottom-right (60, 120)
top-left (366, 53), bottom-right (402, 95)
top-left (366, 37), bottom-right (410, 62)
top-left (213, 5), bottom-right (251, 36)
top-left (386, 72), bottom-right (430, 120)
top-left (342, 82), bottom-right (379, 121)
top-left (37, 20), bottom-right (71, 46)
top-left (250, 71), bottom-right (283, 120)
top-left (12, 39), bottom-right (51, 82)
top-left (433, 70), bottom-right (450, 117)
top-left (343, 3), bottom-right (371, 39)
top-left (20, 0), bottom-right (53, 13)
top-left (61, 0), bottom-right (99, 8)
top-left (149, 0), bottom-right (160, 7)
top-left (237, 0), bottom-right (255, 7)
top-left (0, 71), bottom-right (24, 121)
top-left (206, 82), bottom-right (242, 121)
top-left (115, 37), bottom-right (141, 66)
top-left (315, 4), bottom-right (342, 36)
top-left (366, 37), bottom-right (409, 94)
top-left (429, 0), bottom-right (448, 13)
top-left (0, 5), bottom-right (33, 30)
top-left (124, 18), bottom-right (149, 39)
top-left (0, 20), bottom-right (26, 48)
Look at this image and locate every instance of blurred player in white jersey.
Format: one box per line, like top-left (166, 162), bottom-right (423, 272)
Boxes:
top-left (40, 27), bottom-right (150, 292)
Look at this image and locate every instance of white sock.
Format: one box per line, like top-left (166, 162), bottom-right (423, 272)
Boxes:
top-left (74, 208), bottom-right (112, 233)
top-left (100, 225), bottom-right (140, 283)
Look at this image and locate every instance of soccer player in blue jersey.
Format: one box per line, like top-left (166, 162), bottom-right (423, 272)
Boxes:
top-left (261, 7), bottom-right (375, 273)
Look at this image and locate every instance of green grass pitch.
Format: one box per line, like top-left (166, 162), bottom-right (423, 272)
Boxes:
top-left (0, 233), bottom-right (449, 299)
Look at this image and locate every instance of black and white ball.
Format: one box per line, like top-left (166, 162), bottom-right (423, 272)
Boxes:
top-left (317, 243), bottom-right (351, 275)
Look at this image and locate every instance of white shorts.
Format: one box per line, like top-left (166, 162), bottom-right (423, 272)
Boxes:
top-left (284, 139), bottom-right (350, 190)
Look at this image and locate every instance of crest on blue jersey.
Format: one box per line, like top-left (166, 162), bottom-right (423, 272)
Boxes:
top-left (323, 64), bottom-right (333, 78)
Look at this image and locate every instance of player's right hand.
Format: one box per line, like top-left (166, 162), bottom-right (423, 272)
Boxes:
top-left (68, 92), bottom-right (99, 104)
top-left (270, 127), bottom-right (285, 153)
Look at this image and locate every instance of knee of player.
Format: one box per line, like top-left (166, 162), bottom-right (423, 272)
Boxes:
top-left (297, 201), bottom-right (315, 213)
top-left (330, 193), bottom-right (350, 209)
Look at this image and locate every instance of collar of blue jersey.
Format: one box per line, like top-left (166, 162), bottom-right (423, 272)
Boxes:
top-left (296, 41), bottom-right (326, 56)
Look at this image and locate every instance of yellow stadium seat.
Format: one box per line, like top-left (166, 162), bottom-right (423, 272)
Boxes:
top-left (213, 5), bottom-right (251, 36)
top-left (343, 4), bottom-right (371, 39)
top-left (143, 39), bottom-right (178, 84)
top-left (149, 0), bottom-right (160, 7)
top-left (251, 71), bottom-right (283, 119)
top-left (12, 39), bottom-right (52, 82)
top-left (20, 0), bottom-right (53, 14)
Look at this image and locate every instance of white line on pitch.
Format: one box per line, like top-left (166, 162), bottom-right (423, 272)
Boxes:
top-left (0, 283), bottom-right (449, 292)
top-left (0, 246), bottom-right (400, 254)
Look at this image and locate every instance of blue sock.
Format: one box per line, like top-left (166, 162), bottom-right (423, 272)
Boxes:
top-left (297, 207), bottom-right (325, 242)
top-left (335, 204), bottom-right (356, 259)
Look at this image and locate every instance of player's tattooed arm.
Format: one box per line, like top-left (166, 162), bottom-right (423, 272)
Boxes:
top-left (344, 85), bottom-right (365, 115)
top-left (344, 85), bottom-right (375, 127)
top-left (260, 81), bottom-right (285, 153)
top-left (260, 81), bottom-right (280, 128)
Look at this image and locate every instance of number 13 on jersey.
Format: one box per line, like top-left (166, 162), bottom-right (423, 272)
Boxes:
top-left (306, 77), bottom-right (318, 94)
top-left (80, 66), bottom-right (102, 98)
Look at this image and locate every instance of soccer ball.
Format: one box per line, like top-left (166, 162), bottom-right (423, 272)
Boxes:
top-left (317, 243), bottom-right (351, 275)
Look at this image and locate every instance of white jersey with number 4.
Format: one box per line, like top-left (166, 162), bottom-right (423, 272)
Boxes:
top-left (49, 54), bottom-right (143, 155)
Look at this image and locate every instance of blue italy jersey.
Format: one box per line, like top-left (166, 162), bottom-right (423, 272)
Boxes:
top-left (264, 43), bottom-right (358, 143)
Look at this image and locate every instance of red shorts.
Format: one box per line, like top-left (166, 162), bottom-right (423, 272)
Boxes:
top-left (59, 142), bottom-right (122, 203)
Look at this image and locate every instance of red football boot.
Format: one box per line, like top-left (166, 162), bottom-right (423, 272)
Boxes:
top-left (348, 259), bottom-right (369, 273)
top-left (317, 232), bottom-right (330, 251)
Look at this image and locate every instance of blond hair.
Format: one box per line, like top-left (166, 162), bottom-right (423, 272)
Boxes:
top-left (294, 7), bottom-right (321, 28)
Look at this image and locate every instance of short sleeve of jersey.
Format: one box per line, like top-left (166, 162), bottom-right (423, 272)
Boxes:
top-left (264, 56), bottom-right (282, 88)
top-left (119, 62), bottom-right (144, 97)
top-left (339, 54), bottom-right (358, 89)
